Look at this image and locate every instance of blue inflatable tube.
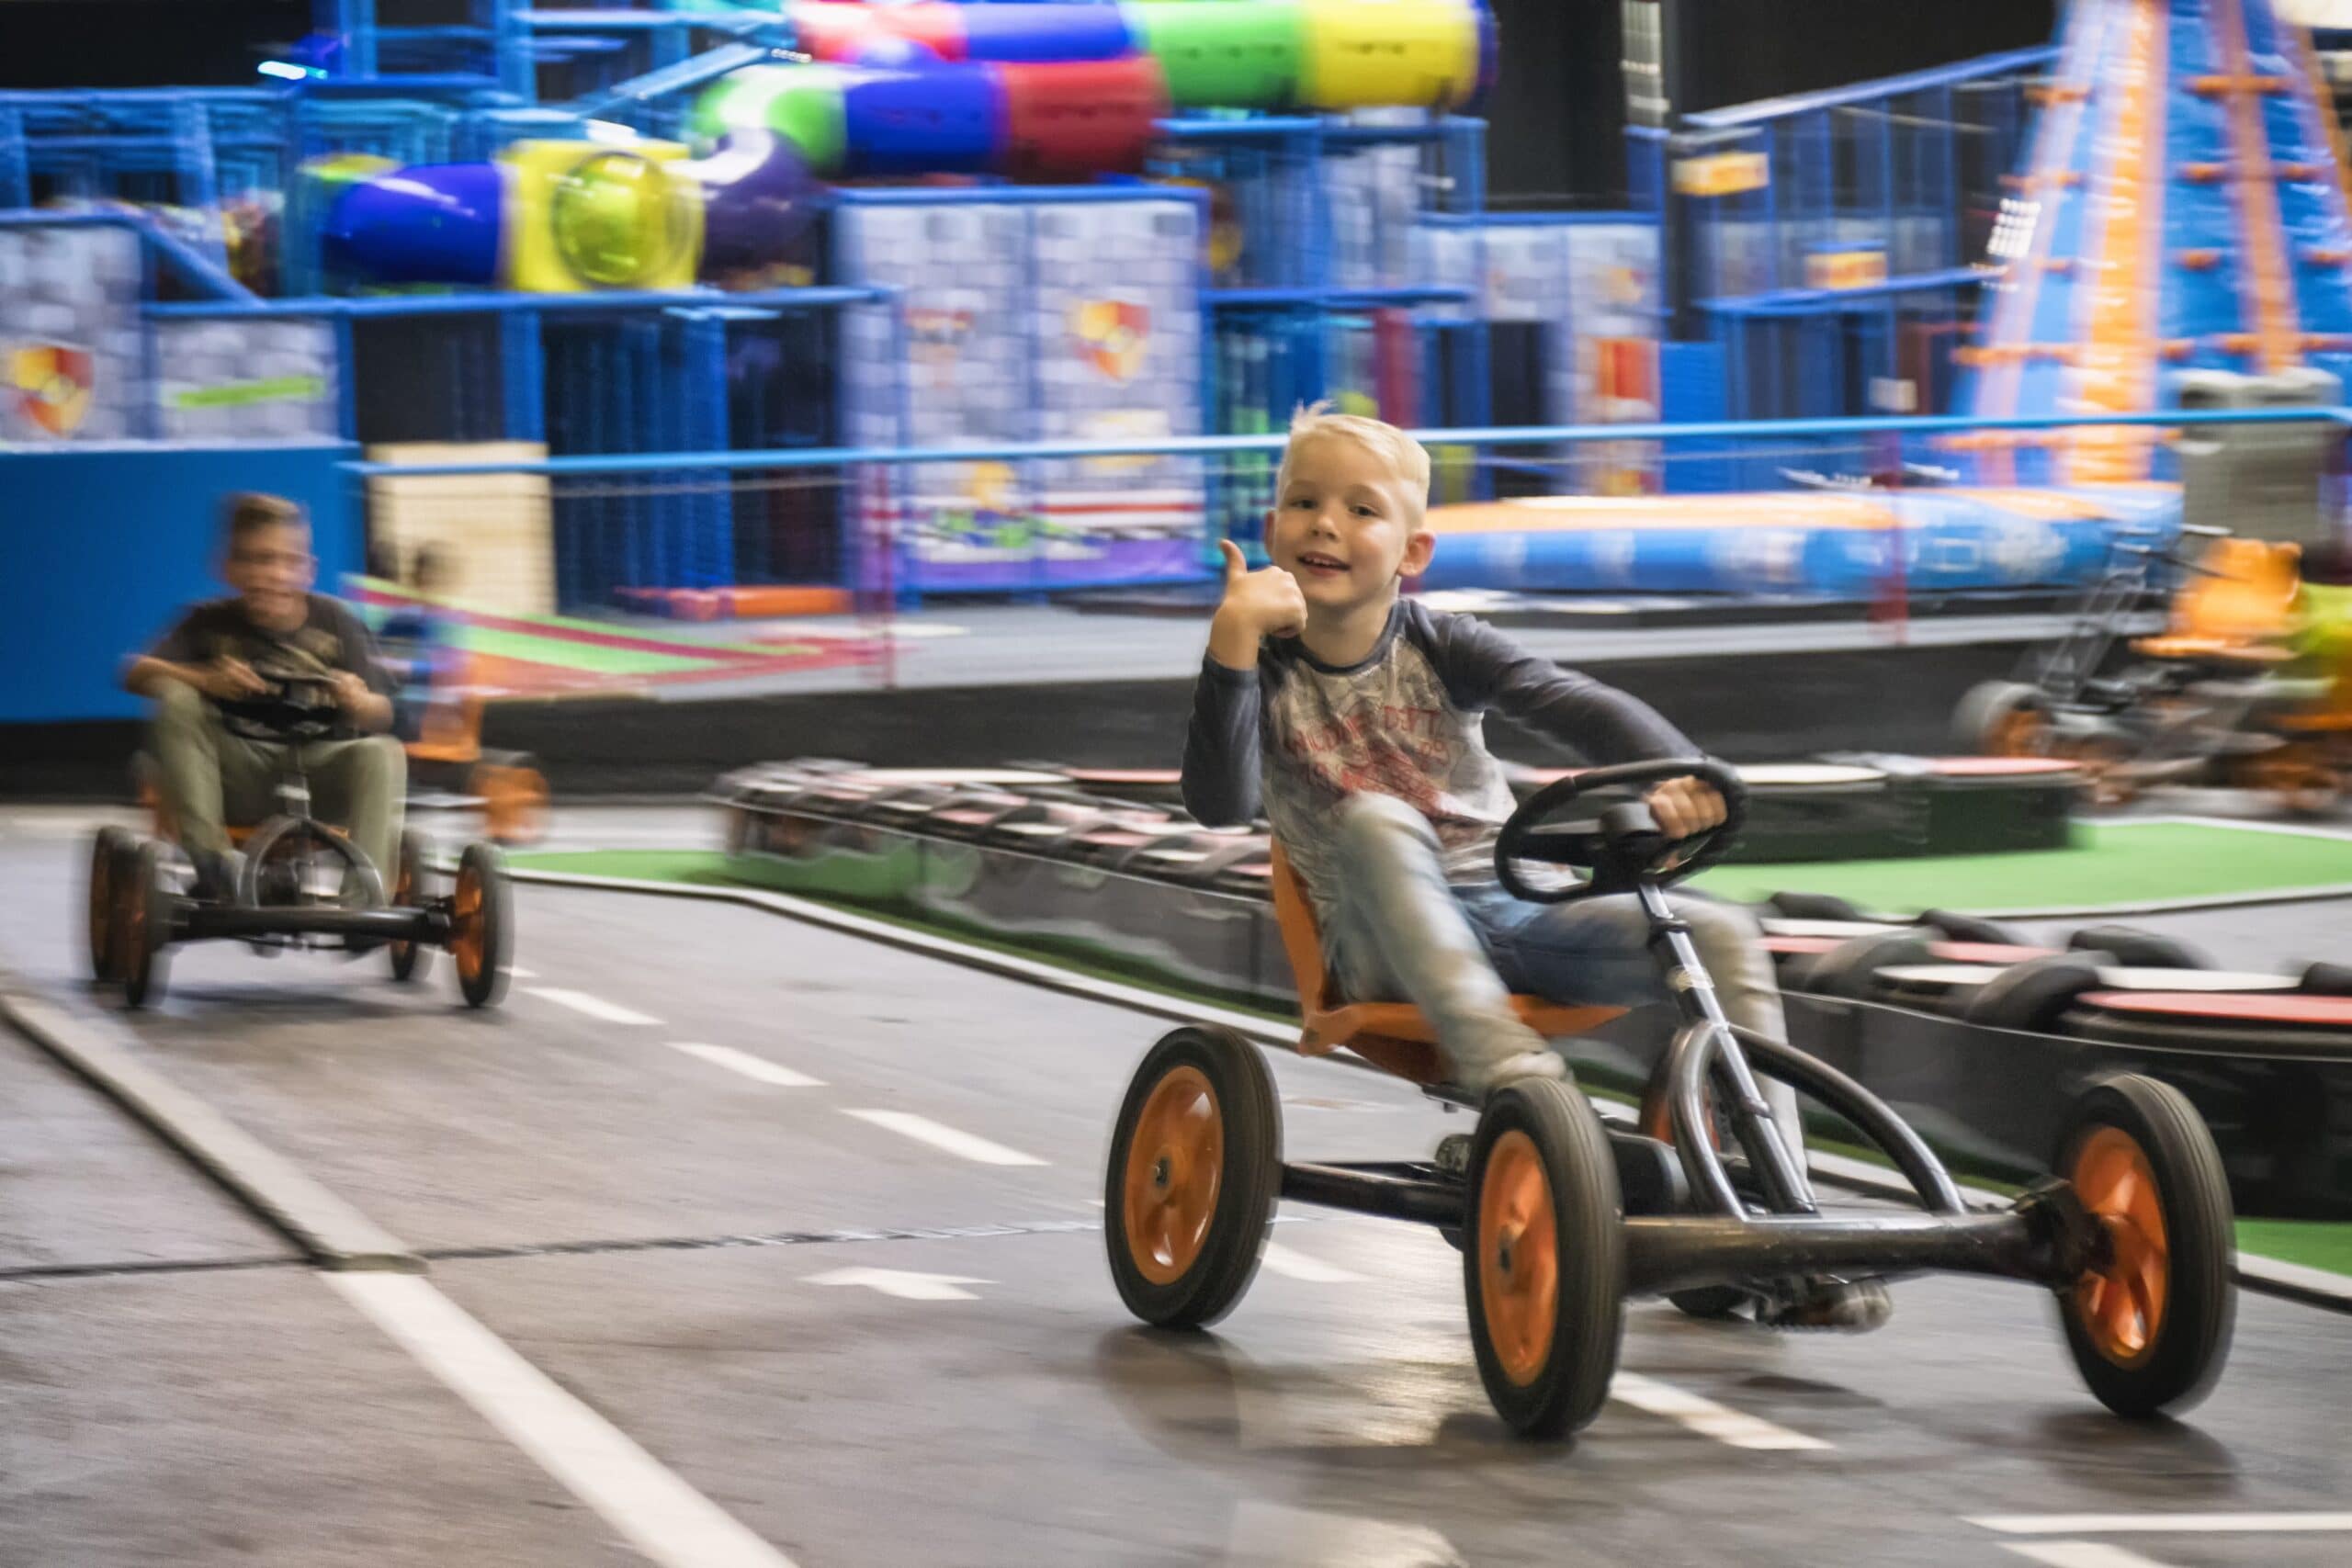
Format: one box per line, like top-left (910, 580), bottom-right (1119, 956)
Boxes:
top-left (1413, 489), bottom-right (2180, 598)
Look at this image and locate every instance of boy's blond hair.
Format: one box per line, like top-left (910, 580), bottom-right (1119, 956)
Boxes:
top-left (1272, 401), bottom-right (1431, 523)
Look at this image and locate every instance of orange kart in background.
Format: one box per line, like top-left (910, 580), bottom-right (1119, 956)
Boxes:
top-left (1958, 531), bottom-right (2352, 813)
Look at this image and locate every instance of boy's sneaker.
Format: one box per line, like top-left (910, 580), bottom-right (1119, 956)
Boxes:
top-left (189, 849), bottom-right (243, 905)
top-left (1453, 1050), bottom-right (1567, 1098)
top-left (1758, 1275), bottom-right (1894, 1333)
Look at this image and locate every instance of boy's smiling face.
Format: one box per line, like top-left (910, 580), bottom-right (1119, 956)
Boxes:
top-left (1265, 433), bottom-right (1434, 622)
top-left (225, 520), bottom-right (316, 632)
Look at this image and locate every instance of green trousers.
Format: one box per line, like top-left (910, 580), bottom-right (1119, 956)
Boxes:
top-left (150, 680), bottom-right (406, 876)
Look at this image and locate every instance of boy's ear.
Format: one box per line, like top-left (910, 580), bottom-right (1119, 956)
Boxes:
top-left (1399, 525), bottom-right (1436, 580)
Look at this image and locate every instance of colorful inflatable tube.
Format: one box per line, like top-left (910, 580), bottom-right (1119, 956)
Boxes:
top-left (693, 57), bottom-right (1168, 178)
top-left (317, 135), bottom-right (816, 292)
top-left (779, 1), bottom-right (1494, 111)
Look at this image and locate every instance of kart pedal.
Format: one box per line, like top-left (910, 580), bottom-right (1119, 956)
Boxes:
top-left (1756, 1276), bottom-right (1894, 1334)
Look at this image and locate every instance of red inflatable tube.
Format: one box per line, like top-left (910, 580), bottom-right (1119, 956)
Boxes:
top-left (1000, 57), bottom-right (1170, 177)
top-left (793, 1), bottom-right (968, 62)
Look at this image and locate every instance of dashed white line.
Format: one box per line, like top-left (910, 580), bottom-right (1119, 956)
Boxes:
top-left (840, 1109), bottom-right (1046, 1167)
top-left (1999, 1544), bottom-right (2180, 1568)
top-left (1256, 1240), bottom-right (1366, 1283)
top-left (1974, 1514), bottom-right (2352, 1536)
top-left (668, 1043), bottom-right (823, 1088)
top-left (326, 1272), bottom-right (796, 1568)
top-left (808, 1267), bottom-right (988, 1301)
top-left (1607, 1371), bottom-right (1831, 1451)
top-left (526, 987), bottom-right (661, 1026)
top-left (505, 965), bottom-right (537, 979)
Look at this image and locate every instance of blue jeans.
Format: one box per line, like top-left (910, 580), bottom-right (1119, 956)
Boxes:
top-left (1320, 795), bottom-right (1800, 1133)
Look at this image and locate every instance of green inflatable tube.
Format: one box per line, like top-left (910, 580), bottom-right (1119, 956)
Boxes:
top-left (1129, 1), bottom-right (1306, 109)
top-left (693, 64), bottom-right (851, 175)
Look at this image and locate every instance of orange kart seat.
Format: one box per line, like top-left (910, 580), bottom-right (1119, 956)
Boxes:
top-left (406, 653), bottom-right (548, 844)
top-left (2133, 537), bottom-right (2301, 664)
top-left (1268, 844), bottom-right (1626, 1087)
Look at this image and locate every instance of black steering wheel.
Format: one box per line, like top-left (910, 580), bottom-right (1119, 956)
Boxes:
top-left (1494, 758), bottom-right (1747, 904)
top-left (217, 669), bottom-right (347, 743)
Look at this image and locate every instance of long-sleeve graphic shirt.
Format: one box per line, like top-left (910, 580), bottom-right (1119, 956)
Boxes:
top-left (1182, 599), bottom-right (1695, 932)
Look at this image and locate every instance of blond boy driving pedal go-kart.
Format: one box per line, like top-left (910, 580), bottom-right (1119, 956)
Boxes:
top-left (1180, 405), bottom-right (1886, 1332)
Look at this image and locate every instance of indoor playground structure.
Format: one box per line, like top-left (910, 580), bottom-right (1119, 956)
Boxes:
top-left (6, 0), bottom-right (2352, 628)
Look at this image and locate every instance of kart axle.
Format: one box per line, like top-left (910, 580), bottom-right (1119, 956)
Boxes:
top-left (1622, 1205), bottom-right (2069, 1296)
top-left (176, 906), bottom-right (448, 943)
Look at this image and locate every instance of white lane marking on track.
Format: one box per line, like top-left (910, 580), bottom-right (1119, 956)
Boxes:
top-left (1999, 1544), bottom-right (2181, 1568)
top-left (506, 965), bottom-right (537, 979)
top-left (1606, 1371), bottom-right (1831, 1451)
top-left (325, 1273), bottom-right (796, 1568)
top-left (1257, 1241), bottom-right (1366, 1283)
top-left (1223, 1501), bottom-right (1464, 1567)
top-left (668, 1043), bottom-right (823, 1088)
top-left (526, 987), bottom-right (661, 1026)
top-left (808, 1267), bottom-right (987, 1301)
top-left (841, 1109), bottom-right (1046, 1167)
top-left (1975, 1514), bottom-right (2352, 1536)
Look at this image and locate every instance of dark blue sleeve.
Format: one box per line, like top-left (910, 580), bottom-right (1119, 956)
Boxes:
top-left (1419, 607), bottom-right (1695, 764)
top-left (1181, 656), bottom-right (1263, 827)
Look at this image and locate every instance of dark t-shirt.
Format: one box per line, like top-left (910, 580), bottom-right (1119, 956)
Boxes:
top-left (148, 594), bottom-right (392, 741)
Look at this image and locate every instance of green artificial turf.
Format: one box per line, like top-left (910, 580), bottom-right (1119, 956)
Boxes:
top-left (2234, 1220), bottom-right (2352, 1276)
top-left (1694, 819), bottom-right (2352, 914)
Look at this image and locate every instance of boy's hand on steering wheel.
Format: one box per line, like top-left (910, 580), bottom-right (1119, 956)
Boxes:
top-left (199, 657), bottom-right (268, 701)
top-left (326, 671), bottom-right (373, 714)
top-left (1214, 539), bottom-right (1308, 641)
top-left (1645, 775), bottom-right (1727, 841)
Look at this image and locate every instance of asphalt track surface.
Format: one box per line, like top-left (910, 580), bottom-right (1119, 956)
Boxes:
top-left (6, 805), bottom-right (2351, 1568)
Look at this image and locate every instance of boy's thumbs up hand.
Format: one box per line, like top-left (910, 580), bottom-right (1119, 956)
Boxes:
top-left (1207, 539), bottom-right (1307, 670)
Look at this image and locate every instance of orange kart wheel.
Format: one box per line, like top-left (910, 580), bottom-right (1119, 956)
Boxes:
top-left (86, 825), bottom-right (130, 983)
top-left (2055, 1074), bottom-right (2233, 1416)
top-left (448, 841), bottom-right (512, 1009)
top-left (2242, 741), bottom-right (2344, 818)
top-left (115, 839), bottom-right (174, 1011)
top-left (1464, 1078), bottom-right (1624, 1438)
top-left (1951, 680), bottom-right (2049, 758)
top-left (1103, 1025), bottom-right (1279, 1329)
top-left (388, 829), bottom-right (431, 984)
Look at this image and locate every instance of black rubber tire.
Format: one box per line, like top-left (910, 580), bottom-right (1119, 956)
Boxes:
top-left (1763, 890), bottom-right (1868, 923)
top-left (87, 826), bottom-right (131, 983)
top-left (1792, 930), bottom-right (1935, 999)
top-left (2069, 925), bottom-right (2210, 971)
top-left (1963, 952), bottom-right (2116, 1034)
top-left (389, 829), bottom-right (430, 984)
top-left (451, 842), bottom-right (511, 1009)
top-left (1464, 1079), bottom-right (1625, 1438)
top-left (117, 840), bottom-right (174, 1011)
top-left (2299, 960), bottom-right (2352, 996)
top-left (1917, 908), bottom-right (2019, 946)
top-left (1103, 1025), bottom-right (1281, 1329)
top-left (1952, 679), bottom-right (2047, 754)
top-left (2054, 1074), bottom-right (2235, 1417)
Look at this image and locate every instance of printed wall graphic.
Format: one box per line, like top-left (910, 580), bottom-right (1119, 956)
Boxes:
top-left (0, 225), bottom-right (141, 444)
top-left (840, 196), bottom-right (1204, 592)
top-left (156, 318), bottom-right (340, 441)
top-left (12, 343), bottom-right (95, 436)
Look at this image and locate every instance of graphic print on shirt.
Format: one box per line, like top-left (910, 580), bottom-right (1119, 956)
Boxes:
top-left (1262, 637), bottom-right (1519, 879)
